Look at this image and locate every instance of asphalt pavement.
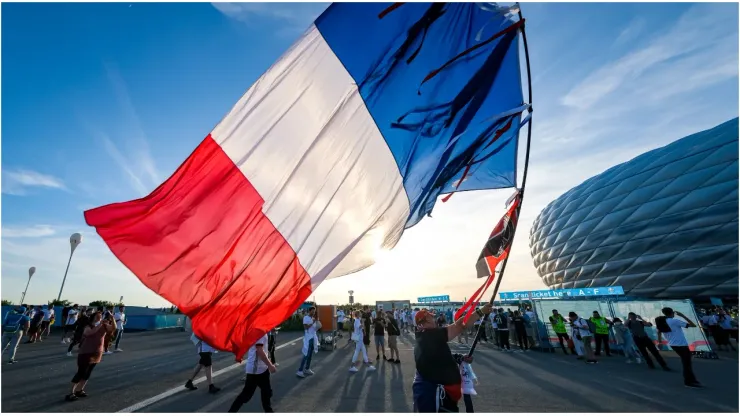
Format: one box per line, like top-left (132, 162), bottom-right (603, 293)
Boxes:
top-left (1, 329), bottom-right (737, 413)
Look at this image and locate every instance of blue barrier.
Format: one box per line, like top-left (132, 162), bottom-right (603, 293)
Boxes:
top-left (0, 305), bottom-right (184, 331)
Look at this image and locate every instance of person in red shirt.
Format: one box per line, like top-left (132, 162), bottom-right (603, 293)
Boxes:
top-left (65, 312), bottom-right (116, 401)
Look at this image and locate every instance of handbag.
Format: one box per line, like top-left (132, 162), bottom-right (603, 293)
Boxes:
top-left (351, 332), bottom-right (360, 342)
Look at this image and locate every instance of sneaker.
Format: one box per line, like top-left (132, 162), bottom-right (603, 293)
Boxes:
top-left (65, 394), bottom-right (78, 402)
top-left (74, 391), bottom-right (88, 398)
top-left (209, 384), bottom-right (221, 394)
top-left (66, 352), bottom-right (73, 357)
top-left (349, 366), bottom-right (359, 373)
top-left (115, 348), bottom-right (123, 352)
top-left (184, 380), bottom-right (197, 391)
top-left (103, 351), bottom-right (113, 355)
top-left (684, 382), bottom-right (704, 389)
top-left (386, 357), bottom-right (395, 362)
top-left (394, 359), bottom-right (400, 364)
top-left (367, 365), bottom-right (376, 371)
top-left (586, 360), bottom-right (598, 364)
top-left (7, 359), bottom-right (17, 364)
top-left (274, 363), bottom-right (279, 367)
top-left (304, 369), bottom-right (314, 376)
top-left (296, 371), bottom-right (306, 378)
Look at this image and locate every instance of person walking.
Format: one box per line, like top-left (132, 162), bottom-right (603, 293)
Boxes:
top-left (229, 332), bottom-right (277, 413)
top-left (296, 307), bottom-right (317, 378)
top-left (184, 335), bottom-right (221, 394)
top-left (67, 308), bottom-right (91, 357)
top-left (549, 309), bottom-right (573, 355)
top-left (715, 310), bottom-right (736, 351)
top-left (2, 306), bottom-right (30, 364)
top-left (113, 305), bottom-right (126, 352)
top-left (625, 312), bottom-right (669, 370)
top-left (569, 312), bottom-right (597, 364)
top-left (39, 305), bottom-right (54, 341)
top-left (385, 310), bottom-right (401, 363)
top-left (61, 304), bottom-right (79, 344)
top-left (656, 308), bottom-right (702, 388)
top-left (64, 311), bottom-right (116, 401)
top-left (611, 318), bottom-right (641, 363)
top-left (349, 310), bottom-right (376, 373)
top-left (590, 311), bottom-right (612, 357)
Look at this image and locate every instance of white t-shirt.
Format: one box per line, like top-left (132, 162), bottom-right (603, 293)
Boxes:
top-left (114, 312), bottom-right (126, 330)
top-left (337, 310), bottom-right (345, 323)
top-left (42, 308), bottom-right (54, 322)
top-left (66, 309), bottom-right (78, 326)
top-left (353, 317), bottom-right (363, 340)
top-left (198, 340), bottom-right (217, 353)
top-left (572, 318), bottom-right (592, 337)
top-left (245, 334), bottom-right (270, 374)
top-left (663, 318), bottom-right (689, 346)
top-left (303, 315), bottom-right (317, 338)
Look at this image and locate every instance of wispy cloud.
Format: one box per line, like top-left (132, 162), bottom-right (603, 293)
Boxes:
top-left (562, 3), bottom-right (737, 110)
top-left (212, 2), bottom-right (328, 35)
top-left (80, 63), bottom-right (160, 197)
top-left (1, 169), bottom-right (67, 196)
top-left (612, 17), bottom-right (646, 48)
top-left (2, 225), bottom-right (56, 238)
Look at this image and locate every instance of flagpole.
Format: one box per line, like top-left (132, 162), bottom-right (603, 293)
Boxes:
top-left (467, 5), bottom-right (533, 358)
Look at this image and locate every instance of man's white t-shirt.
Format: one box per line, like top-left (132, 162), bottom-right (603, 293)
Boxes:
top-left (303, 315), bottom-right (316, 338)
top-left (66, 309), bottom-right (78, 326)
top-left (42, 308), bottom-right (53, 322)
top-left (663, 318), bottom-right (689, 346)
top-left (245, 334), bottom-right (270, 374)
top-left (114, 312), bottom-right (126, 330)
top-left (353, 317), bottom-right (363, 341)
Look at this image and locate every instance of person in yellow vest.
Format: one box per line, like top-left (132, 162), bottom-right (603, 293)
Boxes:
top-left (590, 311), bottom-right (613, 357)
top-left (549, 309), bottom-right (574, 355)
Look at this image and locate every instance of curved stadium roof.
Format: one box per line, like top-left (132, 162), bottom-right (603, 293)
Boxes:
top-left (529, 118), bottom-right (739, 298)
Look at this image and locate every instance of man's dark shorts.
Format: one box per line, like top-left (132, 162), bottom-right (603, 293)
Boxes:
top-left (199, 352), bottom-right (213, 367)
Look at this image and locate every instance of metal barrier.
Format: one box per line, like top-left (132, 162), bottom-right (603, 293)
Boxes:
top-left (0, 306), bottom-right (185, 332)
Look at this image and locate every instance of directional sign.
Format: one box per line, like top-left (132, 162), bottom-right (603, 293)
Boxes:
top-left (417, 295), bottom-right (450, 303)
top-left (499, 286), bottom-right (625, 300)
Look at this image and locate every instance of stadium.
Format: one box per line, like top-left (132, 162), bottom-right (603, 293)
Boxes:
top-left (529, 118), bottom-right (739, 301)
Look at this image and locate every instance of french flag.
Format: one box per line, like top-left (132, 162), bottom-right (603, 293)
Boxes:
top-left (85, 2), bottom-right (526, 357)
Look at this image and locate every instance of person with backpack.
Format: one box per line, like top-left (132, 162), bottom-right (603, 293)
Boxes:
top-left (494, 308), bottom-right (511, 351)
top-left (625, 312), bottom-right (670, 371)
top-left (569, 312), bottom-right (597, 364)
top-left (589, 311), bottom-right (613, 357)
top-left (656, 308), bottom-right (703, 388)
top-left (2, 306), bottom-right (31, 364)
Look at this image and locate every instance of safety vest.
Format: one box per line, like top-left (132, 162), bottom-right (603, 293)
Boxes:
top-left (590, 317), bottom-right (609, 335)
top-left (550, 315), bottom-right (566, 333)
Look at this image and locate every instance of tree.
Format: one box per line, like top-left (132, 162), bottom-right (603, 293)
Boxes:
top-left (1, 300), bottom-right (13, 306)
top-left (48, 299), bottom-right (71, 307)
top-left (89, 300), bottom-right (114, 308)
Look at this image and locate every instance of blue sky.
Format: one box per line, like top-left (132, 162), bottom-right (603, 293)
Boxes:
top-left (1, 2), bottom-right (738, 307)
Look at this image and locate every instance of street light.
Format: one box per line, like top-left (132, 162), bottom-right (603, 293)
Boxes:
top-left (20, 266), bottom-right (36, 305)
top-left (348, 290), bottom-right (354, 305)
top-left (56, 233), bottom-right (82, 302)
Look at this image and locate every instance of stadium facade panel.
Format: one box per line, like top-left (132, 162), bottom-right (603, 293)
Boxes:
top-left (529, 118), bottom-right (739, 298)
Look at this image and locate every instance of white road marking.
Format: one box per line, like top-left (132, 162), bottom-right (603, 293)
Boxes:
top-left (116, 336), bottom-right (304, 413)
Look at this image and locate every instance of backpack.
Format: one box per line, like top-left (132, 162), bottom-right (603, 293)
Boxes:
top-left (3, 313), bottom-right (24, 333)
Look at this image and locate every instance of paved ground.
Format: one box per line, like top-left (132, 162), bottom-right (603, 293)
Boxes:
top-left (1, 329), bottom-right (737, 413)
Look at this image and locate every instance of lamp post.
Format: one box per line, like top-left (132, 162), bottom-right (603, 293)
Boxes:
top-left (20, 266), bottom-right (36, 305)
top-left (56, 233), bottom-right (82, 302)
top-left (348, 290), bottom-right (354, 305)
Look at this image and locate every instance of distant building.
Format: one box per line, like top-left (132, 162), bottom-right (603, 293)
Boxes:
top-left (375, 300), bottom-right (411, 311)
top-left (530, 118), bottom-right (738, 299)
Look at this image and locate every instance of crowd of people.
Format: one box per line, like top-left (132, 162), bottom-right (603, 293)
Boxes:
top-left (2, 303), bottom-right (127, 401)
top-left (3, 300), bottom-right (737, 412)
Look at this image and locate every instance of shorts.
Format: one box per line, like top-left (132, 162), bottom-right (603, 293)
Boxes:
top-left (388, 335), bottom-right (397, 348)
top-left (374, 335), bottom-right (385, 346)
top-left (40, 321), bottom-right (50, 331)
top-left (199, 352), bottom-right (213, 367)
top-left (338, 322), bottom-right (344, 331)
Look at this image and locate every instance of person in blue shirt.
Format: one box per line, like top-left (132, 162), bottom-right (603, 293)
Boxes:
top-left (2, 306), bottom-right (31, 364)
